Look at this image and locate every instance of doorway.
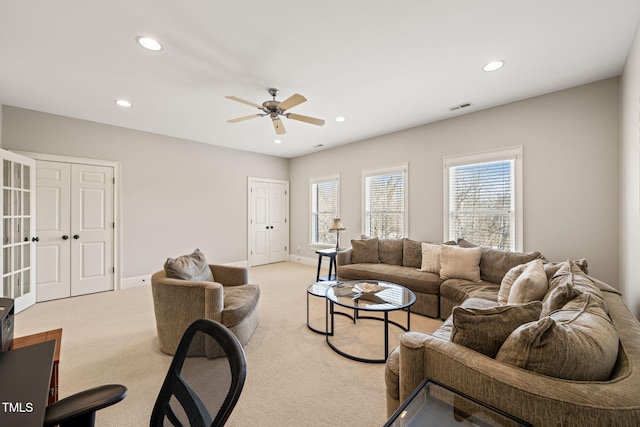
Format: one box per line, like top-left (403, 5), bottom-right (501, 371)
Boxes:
top-left (248, 178), bottom-right (289, 267)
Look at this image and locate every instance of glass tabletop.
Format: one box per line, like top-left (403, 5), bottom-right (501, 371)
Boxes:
top-left (326, 281), bottom-right (415, 311)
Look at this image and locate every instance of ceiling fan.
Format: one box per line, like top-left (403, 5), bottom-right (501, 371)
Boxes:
top-left (225, 88), bottom-right (325, 135)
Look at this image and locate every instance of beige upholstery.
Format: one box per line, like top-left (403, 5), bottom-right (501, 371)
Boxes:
top-left (151, 264), bottom-right (259, 356)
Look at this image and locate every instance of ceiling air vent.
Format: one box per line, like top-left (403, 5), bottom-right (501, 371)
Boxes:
top-left (449, 102), bottom-right (472, 112)
top-left (313, 144), bottom-right (324, 148)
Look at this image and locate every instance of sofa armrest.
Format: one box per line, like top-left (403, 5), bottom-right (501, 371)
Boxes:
top-left (337, 248), bottom-right (352, 266)
top-left (209, 264), bottom-right (248, 286)
top-left (398, 331), bottom-right (639, 425)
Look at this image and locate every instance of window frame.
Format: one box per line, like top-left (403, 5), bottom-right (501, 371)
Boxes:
top-left (361, 163), bottom-right (409, 239)
top-left (443, 146), bottom-right (523, 251)
top-left (309, 174), bottom-right (340, 249)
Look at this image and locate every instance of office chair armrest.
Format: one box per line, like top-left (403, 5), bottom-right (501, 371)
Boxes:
top-left (44, 384), bottom-right (127, 427)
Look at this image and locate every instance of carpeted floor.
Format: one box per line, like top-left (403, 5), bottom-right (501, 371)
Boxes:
top-left (15, 262), bottom-right (442, 426)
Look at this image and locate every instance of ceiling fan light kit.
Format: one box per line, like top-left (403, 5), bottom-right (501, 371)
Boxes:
top-left (226, 88), bottom-right (325, 135)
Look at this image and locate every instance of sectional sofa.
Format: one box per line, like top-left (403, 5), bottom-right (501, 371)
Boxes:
top-left (336, 237), bottom-right (640, 425)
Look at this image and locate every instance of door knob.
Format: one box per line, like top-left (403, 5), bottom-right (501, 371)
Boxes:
top-left (32, 237), bottom-right (39, 242)
top-left (62, 235), bottom-right (69, 240)
top-left (73, 235), bottom-right (80, 240)
top-left (24, 237), bottom-right (28, 242)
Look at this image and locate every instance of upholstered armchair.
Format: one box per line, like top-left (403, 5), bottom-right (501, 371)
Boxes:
top-left (151, 253), bottom-right (260, 356)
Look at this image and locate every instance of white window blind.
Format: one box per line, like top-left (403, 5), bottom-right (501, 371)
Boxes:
top-left (311, 177), bottom-right (338, 245)
top-left (444, 147), bottom-right (522, 251)
top-left (363, 165), bottom-right (407, 239)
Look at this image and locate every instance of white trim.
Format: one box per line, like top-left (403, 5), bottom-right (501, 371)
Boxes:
top-left (361, 162), bottom-right (409, 238)
top-left (309, 173), bottom-right (340, 246)
top-left (443, 146), bottom-right (523, 251)
top-left (12, 150), bottom-right (123, 290)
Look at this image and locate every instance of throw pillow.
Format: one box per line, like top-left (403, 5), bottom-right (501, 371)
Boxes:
top-left (540, 281), bottom-right (582, 317)
top-left (507, 259), bottom-right (548, 304)
top-left (496, 294), bottom-right (619, 381)
top-left (419, 242), bottom-right (441, 274)
top-left (164, 248), bottom-right (214, 281)
top-left (548, 261), bottom-right (607, 312)
top-left (457, 239), bottom-right (544, 284)
top-left (439, 245), bottom-right (482, 282)
top-left (378, 238), bottom-right (404, 265)
top-left (451, 301), bottom-right (542, 358)
top-left (402, 238), bottom-right (423, 268)
top-left (350, 238), bottom-right (380, 264)
top-left (498, 262), bottom-right (528, 305)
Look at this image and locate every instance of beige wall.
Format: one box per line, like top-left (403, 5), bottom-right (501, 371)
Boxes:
top-left (290, 79), bottom-right (620, 286)
top-left (0, 107), bottom-right (289, 278)
top-left (620, 23), bottom-right (640, 318)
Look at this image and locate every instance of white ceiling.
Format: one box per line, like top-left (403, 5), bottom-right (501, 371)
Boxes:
top-left (1, 1), bottom-right (639, 159)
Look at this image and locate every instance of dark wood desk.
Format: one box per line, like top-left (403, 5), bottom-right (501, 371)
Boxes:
top-left (0, 340), bottom-right (55, 427)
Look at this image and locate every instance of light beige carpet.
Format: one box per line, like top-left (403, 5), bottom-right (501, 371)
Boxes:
top-left (15, 262), bottom-right (442, 426)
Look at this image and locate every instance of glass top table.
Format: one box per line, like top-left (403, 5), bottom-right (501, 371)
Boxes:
top-left (384, 378), bottom-right (531, 427)
top-left (325, 281), bottom-right (416, 363)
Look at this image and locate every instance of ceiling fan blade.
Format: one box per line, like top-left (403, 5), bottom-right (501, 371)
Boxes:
top-left (227, 114), bottom-right (261, 123)
top-left (272, 118), bottom-right (286, 135)
top-left (225, 95), bottom-right (263, 109)
top-left (286, 113), bottom-right (325, 126)
top-left (278, 93), bottom-right (307, 111)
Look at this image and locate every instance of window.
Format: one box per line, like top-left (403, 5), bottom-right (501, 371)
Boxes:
top-left (362, 164), bottom-right (408, 239)
top-left (310, 175), bottom-right (339, 246)
top-left (444, 147), bottom-right (523, 251)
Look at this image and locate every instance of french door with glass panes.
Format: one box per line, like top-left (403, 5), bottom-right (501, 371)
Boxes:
top-left (1, 150), bottom-right (36, 313)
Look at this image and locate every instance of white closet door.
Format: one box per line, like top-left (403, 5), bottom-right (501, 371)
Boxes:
top-left (248, 178), bottom-right (289, 267)
top-left (70, 164), bottom-right (114, 296)
top-left (35, 161), bottom-right (71, 301)
top-left (268, 182), bottom-right (288, 263)
top-left (36, 161), bottom-right (114, 301)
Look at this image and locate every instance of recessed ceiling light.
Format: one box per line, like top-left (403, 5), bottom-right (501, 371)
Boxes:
top-left (115, 99), bottom-right (132, 108)
top-left (335, 116), bottom-right (346, 122)
top-left (273, 139), bottom-right (282, 144)
top-left (136, 36), bottom-right (163, 51)
top-left (483, 60), bottom-right (505, 72)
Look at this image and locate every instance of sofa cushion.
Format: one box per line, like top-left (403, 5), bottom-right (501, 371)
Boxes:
top-left (457, 239), bottom-right (544, 283)
top-left (498, 262), bottom-right (527, 305)
top-left (402, 238), bottom-right (423, 268)
top-left (378, 238), bottom-right (404, 265)
top-left (351, 237), bottom-right (380, 264)
top-left (164, 249), bottom-right (214, 282)
top-left (507, 259), bottom-right (548, 304)
top-left (440, 245), bottom-right (482, 282)
top-left (338, 263), bottom-right (441, 295)
top-left (440, 279), bottom-right (500, 306)
top-left (541, 280), bottom-right (582, 317)
top-left (496, 293), bottom-right (619, 381)
top-left (543, 258), bottom-right (589, 279)
top-left (451, 300), bottom-right (542, 358)
top-left (548, 261), bottom-right (607, 312)
top-left (222, 284), bottom-right (260, 327)
top-left (419, 242), bottom-right (441, 274)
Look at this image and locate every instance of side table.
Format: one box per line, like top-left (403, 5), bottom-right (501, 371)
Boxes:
top-left (315, 248), bottom-right (338, 281)
top-left (384, 378), bottom-right (530, 426)
top-left (11, 328), bottom-right (62, 405)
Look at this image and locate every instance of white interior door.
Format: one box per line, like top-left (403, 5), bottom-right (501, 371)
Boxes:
top-left (269, 182), bottom-right (288, 263)
top-left (35, 161), bottom-right (71, 301)
top-left (1, 150), bottom-right (36, 313)
top-left (70, 164), bottom-right (113, 296)
top-left (249, 181), bottom-right (270, 266)
top-left (248, 178), bottom-right (289, 266)
top-left (35, 161), bottom-right (114, 301)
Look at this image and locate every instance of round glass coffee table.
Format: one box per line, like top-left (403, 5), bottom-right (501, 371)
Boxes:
top-left (325, 281), bottom-right (416, 363)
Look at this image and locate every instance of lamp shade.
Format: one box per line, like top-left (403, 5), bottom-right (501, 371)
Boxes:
top-left (330, 218), bottom-right (346, 231)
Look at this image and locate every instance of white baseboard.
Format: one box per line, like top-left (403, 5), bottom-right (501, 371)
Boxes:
top-left (289, 255), bottom-right (317, 266)
top-left (121, 274), bottom-right (152, 289)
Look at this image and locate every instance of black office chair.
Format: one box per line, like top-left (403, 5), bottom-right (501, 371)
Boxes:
top-left (43, 383), bottom-right (127, 427)
top-left (150, 318), bottom-right (247, 427)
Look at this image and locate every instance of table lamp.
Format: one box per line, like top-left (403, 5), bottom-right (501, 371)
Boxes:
top-left (329, 218), bottom-right (346, 251)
